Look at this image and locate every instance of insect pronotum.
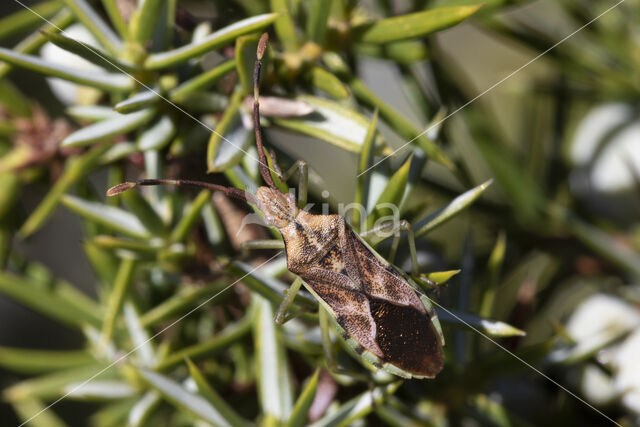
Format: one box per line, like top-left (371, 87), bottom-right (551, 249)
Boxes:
top-left (108, 33), bottom-right (445, 379)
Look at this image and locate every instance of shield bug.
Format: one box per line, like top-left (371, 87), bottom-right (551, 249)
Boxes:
top-left (108, 33), bottom-right (445, 379)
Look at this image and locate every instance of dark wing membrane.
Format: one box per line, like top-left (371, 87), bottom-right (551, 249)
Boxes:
top-left (369, 298), bottom-right (444, 378)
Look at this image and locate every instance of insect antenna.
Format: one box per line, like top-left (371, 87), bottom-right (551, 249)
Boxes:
top-left (107, 36), bottom-right (273, 205)
top-left (253, 33), bottom-right (277, 190)
top-left (106, 179), bottom-right (257, 205)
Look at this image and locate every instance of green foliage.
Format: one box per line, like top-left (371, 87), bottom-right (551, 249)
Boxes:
top-left (0, 0), bottom-right (638, 426)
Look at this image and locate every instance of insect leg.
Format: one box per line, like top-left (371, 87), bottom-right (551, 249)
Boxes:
top-left (319, 306), bottom-right (337, 369)
top-left (361, 220), bottom-right (419, 275)
top-left (319, 307), bottom-right (384, 382)
top-left (317, 305), bottom-right (381, 381)
top-left (239, 239), bottom-right (285, 257)
top-left (274, 277), bottom-right (303, 324)
top-left (318, 311), bottom-right (377, 381)
top-left (282, 160), bottom-right (308, 208)
top-left (402, 221), bottom-right (418, 275)
top-left (388, 231), bottom-right (401, 264)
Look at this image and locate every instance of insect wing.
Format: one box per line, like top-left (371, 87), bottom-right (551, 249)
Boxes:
top-left (352, 232), bottom-right (444, 378)
top-left (299, 229), bottom-right (444, 379)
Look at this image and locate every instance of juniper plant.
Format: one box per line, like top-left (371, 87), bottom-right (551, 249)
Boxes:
top-left (0, 0), bottom-right (638, 426)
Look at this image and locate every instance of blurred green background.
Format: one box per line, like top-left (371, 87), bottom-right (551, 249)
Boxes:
top-left (0, 0), bottom-right (639, 426)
